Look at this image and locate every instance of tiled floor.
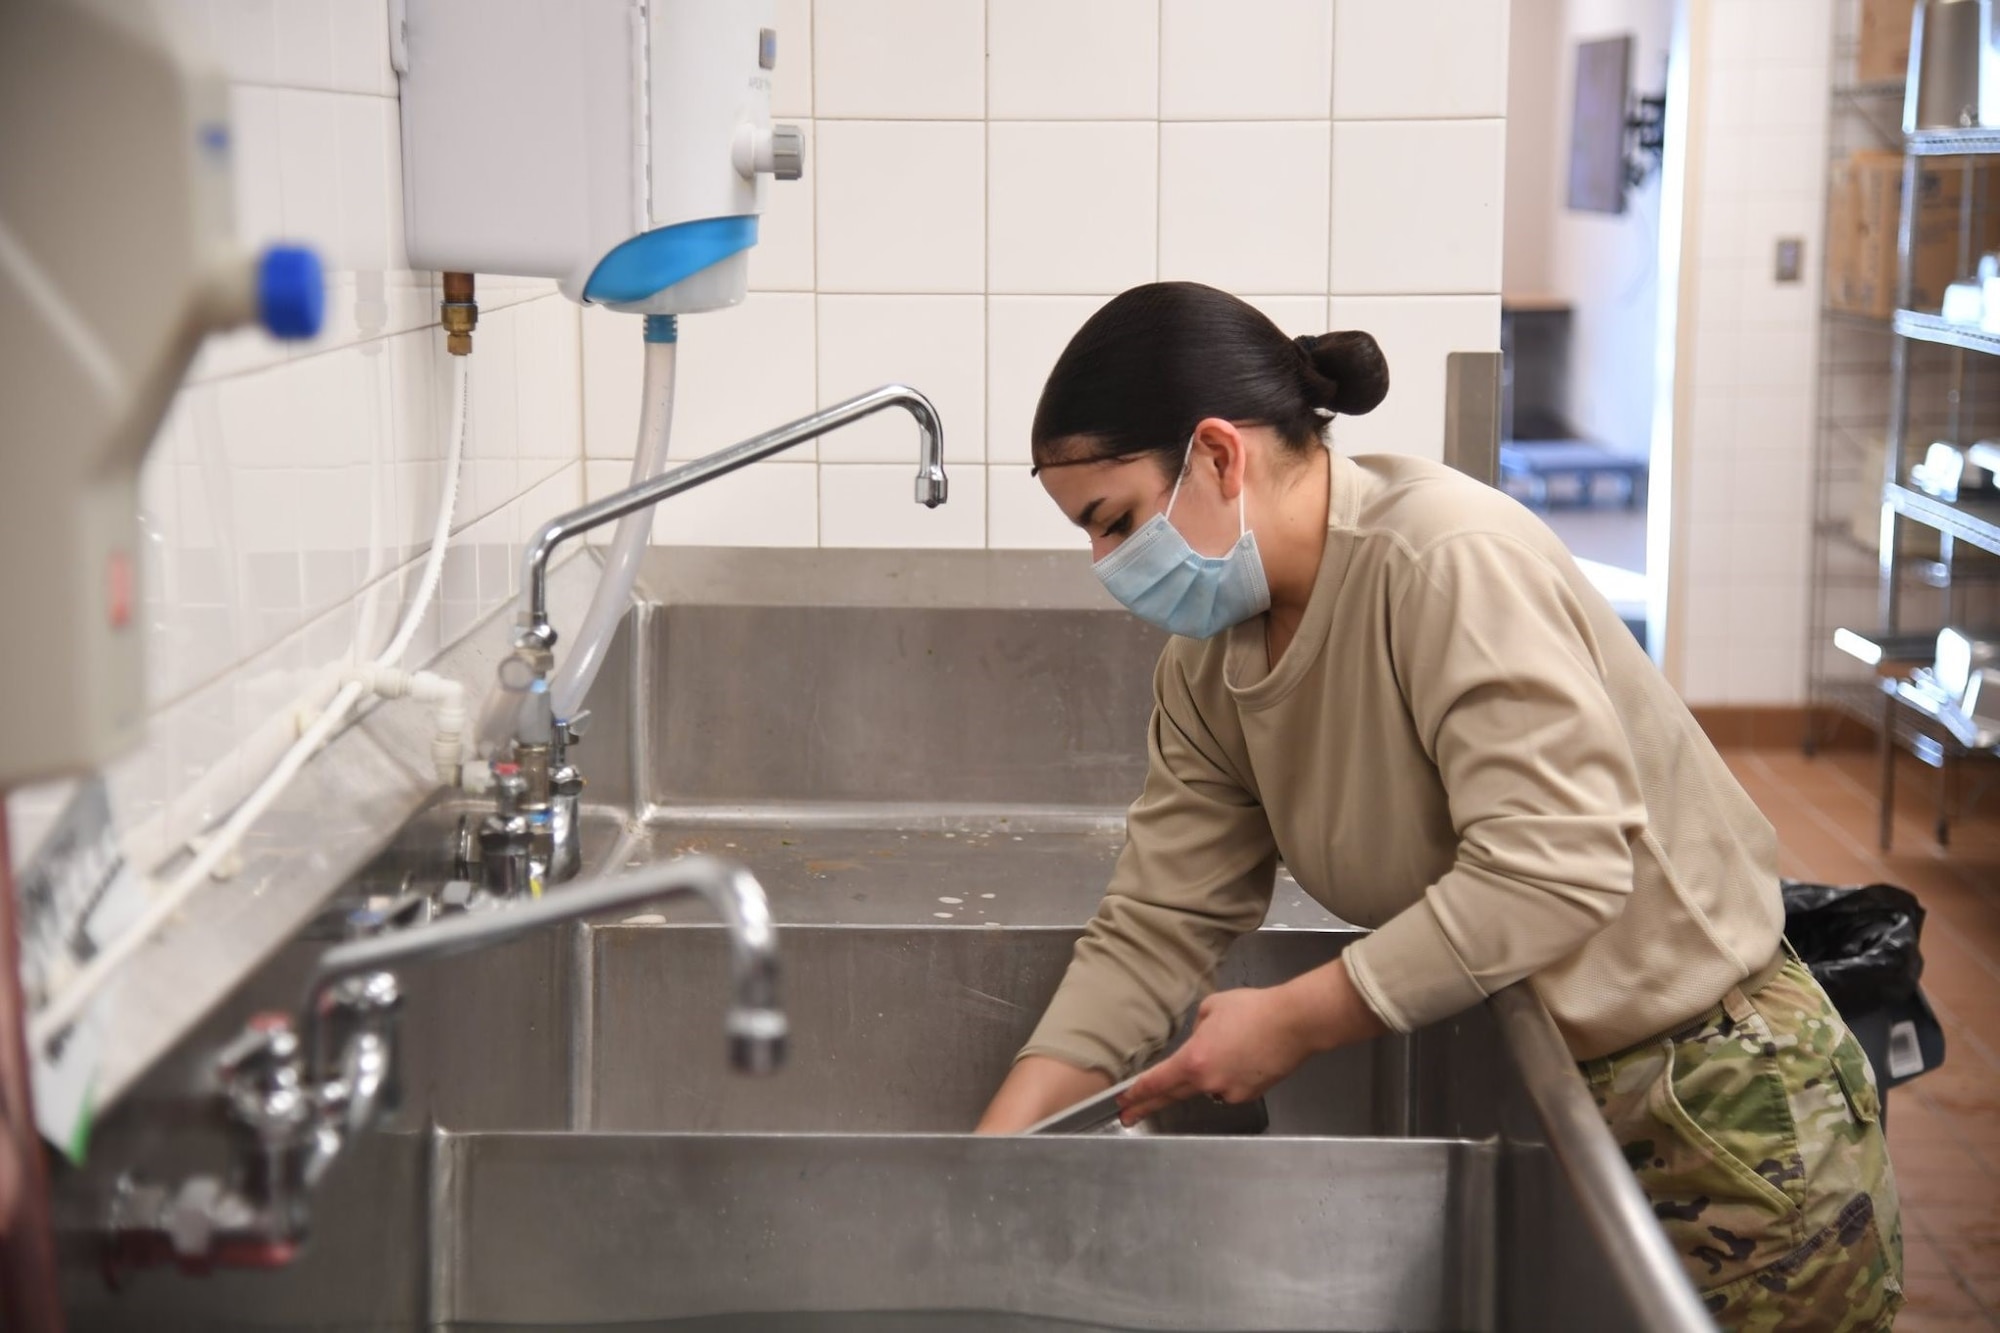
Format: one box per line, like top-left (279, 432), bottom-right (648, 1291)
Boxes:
top-left (1725, 746), bottom-right (2000, 1331)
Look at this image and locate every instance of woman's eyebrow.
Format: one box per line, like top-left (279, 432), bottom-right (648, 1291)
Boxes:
top-left (1076, 498), bottom-right (1105, 530)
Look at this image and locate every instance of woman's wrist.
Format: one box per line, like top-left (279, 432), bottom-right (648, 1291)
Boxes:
top-left (975, 1055), bottom-right (1113, 1134)
top-left (1270, 958), bottom-right (1388, 1056)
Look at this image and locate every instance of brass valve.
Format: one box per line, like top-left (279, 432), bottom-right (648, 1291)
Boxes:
top-left (440, 271), bottom-right (477, 356)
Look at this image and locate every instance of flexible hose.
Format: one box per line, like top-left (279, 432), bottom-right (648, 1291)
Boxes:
top-left (29, 355), bottom-right (472, 1051)
top-left (549, 332), bottom-right (677, 720)
top-left (472, 317), bottom-right (678, 756)
top-left (383, 354), bottom-right (469, 664)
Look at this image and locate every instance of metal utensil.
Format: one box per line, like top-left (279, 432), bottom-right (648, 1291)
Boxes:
top-left (1024, 1074), bottom-right (1148, 1136)
top-left (1024, 1073), bottom-right (1273, 1137)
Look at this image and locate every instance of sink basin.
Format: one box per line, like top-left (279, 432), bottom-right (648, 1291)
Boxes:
top-left (58, 914), bottom-right (1637, 1333)
top-left (431, 1131), bottom-right (1488, 1331)
top-left (53, 550), bottom-right (1701, 1332)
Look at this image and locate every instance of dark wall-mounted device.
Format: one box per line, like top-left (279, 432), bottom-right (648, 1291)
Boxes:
top-left (1567, 34), bottom-right (1667, 215)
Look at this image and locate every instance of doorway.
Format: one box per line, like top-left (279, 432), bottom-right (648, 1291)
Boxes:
top-left (1503, 0), bottom-right (1680, 646)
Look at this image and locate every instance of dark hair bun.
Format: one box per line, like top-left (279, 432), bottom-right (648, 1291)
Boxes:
top-left (1295, 330), bottom-right (1389, 417)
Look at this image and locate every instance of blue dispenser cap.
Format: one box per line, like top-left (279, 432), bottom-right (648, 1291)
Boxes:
top-left (257, 245), bottom-right (324, 339)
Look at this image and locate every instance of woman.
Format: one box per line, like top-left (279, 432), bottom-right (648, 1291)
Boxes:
top-left (975, 283), bottom-right (1902, 1331)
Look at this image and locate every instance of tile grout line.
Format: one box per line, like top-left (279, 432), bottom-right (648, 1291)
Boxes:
top-left (142, 456), bottom-right (580, 719)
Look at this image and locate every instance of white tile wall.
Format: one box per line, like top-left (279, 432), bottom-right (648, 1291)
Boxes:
top-left (11, 2), bottom-right (590, 875)
top-left (771, 0), bottom-right (814, 118)
top-left (1330, 1), bottom-right (1510, 120)
top-left (823, 463), bottom-right (987, 547)
top-left (1325, 295), bottom-right (1503, 458)
top-left (1330, 120), bottom-right (1507, 294)
top-left (813, 121), bottom-right (985, 292)
top-left (990, 465), bottom-right (1093, 550)
top-left (986, 295), bottom-right (1117, 464)
top-left (580, 305), bottom-right (644, 461)
top-left (988, 122), bottom-right (1159, 294)
top-left (1160, 122), bottom-right (1332, 293)
top-left (670, 293), bottom-right (820, 459)
top-left (988, 0), bottom-right (1160, 120)
top-left (1160, 0), bottom-right (1334, 120)
top-left (813, 0), bottom-right (985, 120)
top-left (13, 0), bottom-right (1515, 871)
top-left (569, 0), bottom-right (1510, 549)
top-left (588, 460), bottom-right (820, 547)
top-left (817, 296), bottom-right (986, 462)
top-left (1669, 0), bottom-right (1831, 704)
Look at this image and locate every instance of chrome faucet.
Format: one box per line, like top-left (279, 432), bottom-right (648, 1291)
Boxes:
top-left (489, 383), bottom-right (947, 887)
top-left (107, 856), bottom-right (784, 1274)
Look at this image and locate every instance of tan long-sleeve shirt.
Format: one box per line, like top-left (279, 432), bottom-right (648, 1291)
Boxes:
top-left (1021, 452), bottom-right (1785, 1071)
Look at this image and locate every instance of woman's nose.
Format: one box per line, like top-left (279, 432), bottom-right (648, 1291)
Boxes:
top-left (1089, 534), bottom-right (1120, 563)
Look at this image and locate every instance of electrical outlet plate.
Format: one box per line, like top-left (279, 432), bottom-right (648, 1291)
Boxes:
top-left (1775, 237), bottom-right (1804, 283)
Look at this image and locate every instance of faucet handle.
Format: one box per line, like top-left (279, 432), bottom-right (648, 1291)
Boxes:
top-left (492, 764), bottom-right (527, 817)
top-left (345, 892), bottom-right (427, 940)
top-left (216, 1014), bottom-right (311, 1141)
top-left (556, 710), bottom-right (592, 746)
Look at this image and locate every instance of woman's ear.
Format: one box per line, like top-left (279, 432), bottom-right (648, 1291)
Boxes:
top-left (1190, 418), bottom-right (1247, 501)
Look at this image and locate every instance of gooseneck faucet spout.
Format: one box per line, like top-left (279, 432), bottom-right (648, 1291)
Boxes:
top-left (518, 383), bottom-right (946, 646)
top-left (305, 855), bottom-right (784, 1078)
top-left (107, 856), bottom-right (782, 1275)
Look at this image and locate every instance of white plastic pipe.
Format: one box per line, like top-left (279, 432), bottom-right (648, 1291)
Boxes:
top-left (548, 327), bottom-right (678, 721)
top-left (347, 665), bottom-right (466, 786)
top-left (30, 354), bottom-right (472, 1051)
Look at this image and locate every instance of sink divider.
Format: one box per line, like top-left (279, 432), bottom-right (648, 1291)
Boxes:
top-left (567, 921), bottom-right (598, 1132)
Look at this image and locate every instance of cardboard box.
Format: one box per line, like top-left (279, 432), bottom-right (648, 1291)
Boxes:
top-left (1858, 0), bottom-right (1919, 86)
top-left (1825, 151), bottom-right (2000, 320)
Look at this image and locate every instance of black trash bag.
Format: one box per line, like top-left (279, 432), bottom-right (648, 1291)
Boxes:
top-left (1782, 880), bottom-right (1947, 1093)
top-left (1781, 881), bottom-right (1926, 1012)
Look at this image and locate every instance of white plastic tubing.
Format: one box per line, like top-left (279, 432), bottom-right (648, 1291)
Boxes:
top-left (551, 322), bottom-right (678, 721)
top-left (30, 355), bottom-right (472, 1051)
top-left (468, 320), bottom-right (677, 763)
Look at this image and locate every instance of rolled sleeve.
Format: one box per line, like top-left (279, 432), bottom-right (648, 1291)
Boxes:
top-left (1341, 533), bottom-right (1647, 1034)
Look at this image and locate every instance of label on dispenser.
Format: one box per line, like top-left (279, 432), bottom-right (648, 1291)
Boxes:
top-left (16, 776), bottom-right (145, 1161)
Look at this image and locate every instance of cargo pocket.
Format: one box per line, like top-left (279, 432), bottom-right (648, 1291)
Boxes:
top-left (1828, 1028), bottom-right (1883, 1127)
top-left (1644, 1029), bottom-right (1808, 1288)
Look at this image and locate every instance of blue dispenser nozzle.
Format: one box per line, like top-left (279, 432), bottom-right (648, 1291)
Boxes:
top-left (256, 245), bottom-right (325, 340)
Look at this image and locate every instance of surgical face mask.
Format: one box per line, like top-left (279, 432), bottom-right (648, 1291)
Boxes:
top-left (1092, 435), bottom-right (1272, 639)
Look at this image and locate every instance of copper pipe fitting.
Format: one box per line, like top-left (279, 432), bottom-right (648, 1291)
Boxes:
top-left (440, 272), bottom-right (477, 356)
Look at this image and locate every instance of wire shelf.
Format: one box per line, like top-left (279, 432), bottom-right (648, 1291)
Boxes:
top-left (1892, 310), bottom-right (2000, 357)
top-left (1907, 128), bottom-right (2000, 157)
top-left (1885, 483), bottom-right (2000, 555)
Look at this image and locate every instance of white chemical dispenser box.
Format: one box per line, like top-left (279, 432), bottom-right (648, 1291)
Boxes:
top-left (0, 1), bottom-right (324, 789)
top-left (392, 0), bottom-right (800, 315)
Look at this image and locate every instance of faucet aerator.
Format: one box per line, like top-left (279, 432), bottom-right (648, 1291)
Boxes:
top-left (728, 1010), bottom-right (789, 1075)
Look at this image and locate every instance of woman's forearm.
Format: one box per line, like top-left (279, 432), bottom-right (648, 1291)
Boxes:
top-left (1276, 955), bottom-right (1392, 1054)
top-left (975, 1055), bottom-right (1114, 1134)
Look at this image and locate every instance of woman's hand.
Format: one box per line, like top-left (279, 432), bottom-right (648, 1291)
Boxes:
top-left (975, 1056), bottom-right (1114, 1134)
top-left (1117, 958), bottom-right (1387, 1124)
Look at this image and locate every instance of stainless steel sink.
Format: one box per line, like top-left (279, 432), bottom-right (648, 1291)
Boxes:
top-left (60, 918), bottom-right (1528, 1332)
top-left (52, 549), bottom-right (1708, 1332)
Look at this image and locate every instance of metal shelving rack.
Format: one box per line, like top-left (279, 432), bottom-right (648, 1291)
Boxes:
top-left (1808, 10), bottom-right (1917, 757)
top-left (1807, 2), bottom-right (2000, 846)
top-left (1845, 127), bottom-right (2000, 848)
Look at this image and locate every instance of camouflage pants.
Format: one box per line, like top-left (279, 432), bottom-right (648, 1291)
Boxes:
top-left (1582, 955), bottom-right (1904, 1332)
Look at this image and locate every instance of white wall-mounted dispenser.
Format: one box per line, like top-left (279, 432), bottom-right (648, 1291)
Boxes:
top-left (392, 0), bottom-right (801, 314)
